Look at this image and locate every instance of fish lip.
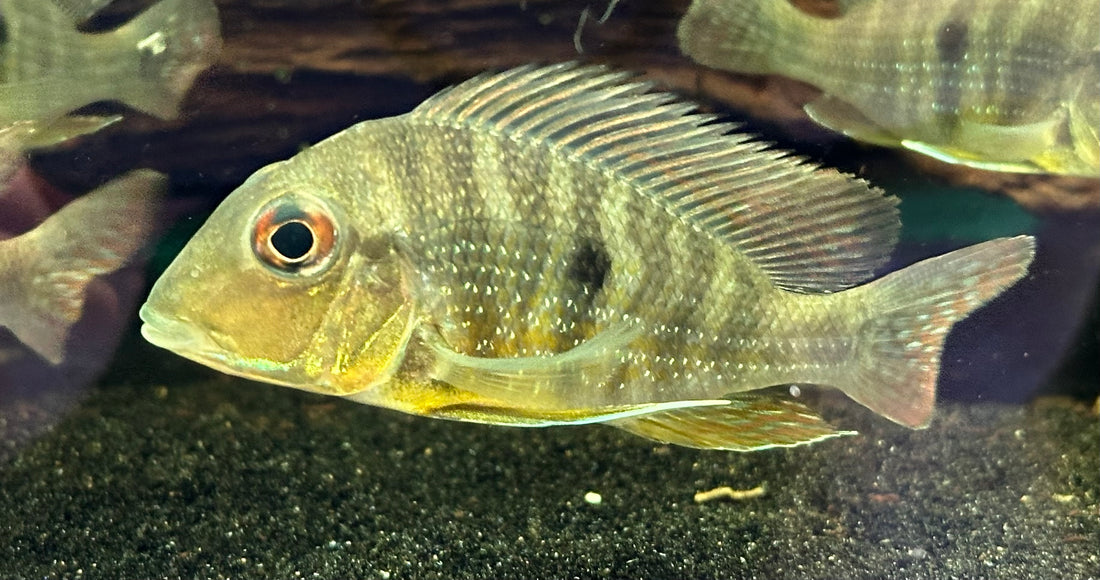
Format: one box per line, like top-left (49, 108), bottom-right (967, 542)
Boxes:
top-left (138, 304), bottom-right (224, 358)
top-left (138, 304), bottom-right (306, 388)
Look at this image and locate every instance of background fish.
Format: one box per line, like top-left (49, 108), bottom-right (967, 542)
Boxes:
top-left (139, 63), bottom-right (1035, 451)
top-left (0, 168), bottom-right (165, 365)
top-left (48, 0), bottom-right (115, 23)
top-left (0, 0), bottom-right (222, 148)
top-left (677, 0), bottom-right (1100, 177)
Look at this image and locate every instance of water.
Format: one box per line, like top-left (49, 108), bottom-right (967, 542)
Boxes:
top-left (1, 1), bottom-right (1097, 578)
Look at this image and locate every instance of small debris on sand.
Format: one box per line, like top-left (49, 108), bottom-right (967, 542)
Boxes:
top-left (693, 485), bottom-right (766, 503)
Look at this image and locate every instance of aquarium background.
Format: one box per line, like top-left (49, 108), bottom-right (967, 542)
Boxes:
top-left (1, 1), bottom-right (1097, 578)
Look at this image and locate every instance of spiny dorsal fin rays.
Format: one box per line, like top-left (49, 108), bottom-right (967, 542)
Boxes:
top-left (436, 64), bottom-right (635, 119)
top-left (411, 63), bottom-right (900, 293)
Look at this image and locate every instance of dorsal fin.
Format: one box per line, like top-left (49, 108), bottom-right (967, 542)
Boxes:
top-left (412, 63), bottom-right (900, 292)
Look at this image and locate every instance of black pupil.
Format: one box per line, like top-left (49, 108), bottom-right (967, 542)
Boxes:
top-left (270, 221), bottom-right (314, 261)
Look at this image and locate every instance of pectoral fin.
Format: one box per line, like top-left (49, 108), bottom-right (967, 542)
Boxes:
top-left (425, 322), bottom-right (642, 407)
top-left (804, 95), bottom-right (901, 147)
top-left (609, 393), bottom-right (854, 451)
top-left (900, 140), bottom-right (1045, 174)
top-left (901, 116), bottom-right (1065, 174)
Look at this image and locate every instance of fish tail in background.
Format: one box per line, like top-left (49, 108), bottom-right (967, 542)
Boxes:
top-left (106, 0), bottom-right (222, 119)
top-left (48, 0), bottom-right (115, 23)
top-left (0, 171), bottom-right (166, 364)
top-left (844, 236), bottom-right (1036, 429)
top-left (676, 0), bottom-right (811, 75)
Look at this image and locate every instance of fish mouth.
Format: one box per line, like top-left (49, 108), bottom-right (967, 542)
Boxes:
top-left (139, 304), bottom-right (225, 360)
top-left (139, 303), bottom-right (300, 386)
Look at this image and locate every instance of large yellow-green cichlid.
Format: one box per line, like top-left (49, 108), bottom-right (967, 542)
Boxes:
top-left (0, 0), bottom-right (221, 148)
top-left (139, 64), bottom-right (1035, 451)
top-left (678, 0), bottom-right (1100, 177)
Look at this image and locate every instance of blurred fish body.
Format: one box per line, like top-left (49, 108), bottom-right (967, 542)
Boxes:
top-left (0, 0), bottom-right (222, 148)
top-left (678, 0), bottom-right (1100, 177)
top-left (140, 64), bottom-right (1035, 451)
top-left (0, 165), bottom-right (165, 364)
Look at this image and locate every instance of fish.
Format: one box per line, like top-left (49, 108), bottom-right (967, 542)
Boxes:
top-left (677, 0), bottom-right (1100, 177)
top-left (0, 0), bottom-right (222, 149)
top-left (139, 63), bottom-right (1036, 451)
top-left (0, 164), bottom-right (166, 365)
top-left (48, 0), bottom-right (115, 23)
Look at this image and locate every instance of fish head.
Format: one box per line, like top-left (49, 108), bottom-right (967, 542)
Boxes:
top-left (140, 161), bottom-right (416, 397)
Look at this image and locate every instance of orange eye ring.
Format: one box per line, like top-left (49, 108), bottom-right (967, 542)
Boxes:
top-left (252, 197), bottom-right (338, 276)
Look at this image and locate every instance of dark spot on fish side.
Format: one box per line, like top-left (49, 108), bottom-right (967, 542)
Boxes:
top-left (936, 21), bottom-right (969, 66)
top-left (0, 13), bottom-right (8, 50)
top-left (567, 238), bottom-right (611, 298)
top-left (934, 20), bottom-right (969, 119)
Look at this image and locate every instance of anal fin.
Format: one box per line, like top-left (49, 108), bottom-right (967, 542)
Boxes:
top-left (428, 397), bottom-right (731, 427)
top-left (609, 393), bottom-right (854, 451)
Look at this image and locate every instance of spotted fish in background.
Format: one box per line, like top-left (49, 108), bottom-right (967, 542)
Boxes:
top-left (0, 0), bottom-right (222, 148)
top-left (678, 0), bottom-right (1100, 177)
top-left (139, 64), bottom-right (1035, 451)
top-left (0, 154), bottom-right (165, 365)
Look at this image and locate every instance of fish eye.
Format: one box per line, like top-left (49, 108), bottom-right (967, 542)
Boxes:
top-left (252, 197), bottom-right (338, 276)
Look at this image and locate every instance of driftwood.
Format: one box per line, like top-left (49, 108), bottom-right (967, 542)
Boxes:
top-left (32, 0), bottom-right (1100, 210)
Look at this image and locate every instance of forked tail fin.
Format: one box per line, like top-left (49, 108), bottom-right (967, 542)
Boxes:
top-left (0, 171), bottom-right (165, 364)
top-left (110, 0), bottom-right (222, 119)
top-left (844, 236), bottom-right (1036, 428)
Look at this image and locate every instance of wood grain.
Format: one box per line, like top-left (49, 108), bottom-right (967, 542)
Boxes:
top-left (31, 0), bottom-right (1098, 210)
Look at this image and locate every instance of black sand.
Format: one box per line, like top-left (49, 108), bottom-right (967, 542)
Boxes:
top-left (1, 345), bottom-right (1096, 580)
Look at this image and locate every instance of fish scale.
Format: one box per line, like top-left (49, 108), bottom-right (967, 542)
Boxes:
top-left (804, 0), bottom-right (1071, 128)
top-left (406, 66), bottom-right (877, 392)
top-left (140, 63), bottom-right (1036, 450)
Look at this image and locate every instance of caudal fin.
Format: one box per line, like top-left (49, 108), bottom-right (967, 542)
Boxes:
top-left (0, 171), bottom-right (166, 364)
top-left (110, 0), bottom-right (222, 119)
top-left (844, 236), bottom-right (1036, 428)
top-left (677, 0), bottom-right (809, 75)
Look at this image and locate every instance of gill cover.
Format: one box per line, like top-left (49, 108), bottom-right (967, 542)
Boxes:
top-left (141, 168), bottom-right (416, 396)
